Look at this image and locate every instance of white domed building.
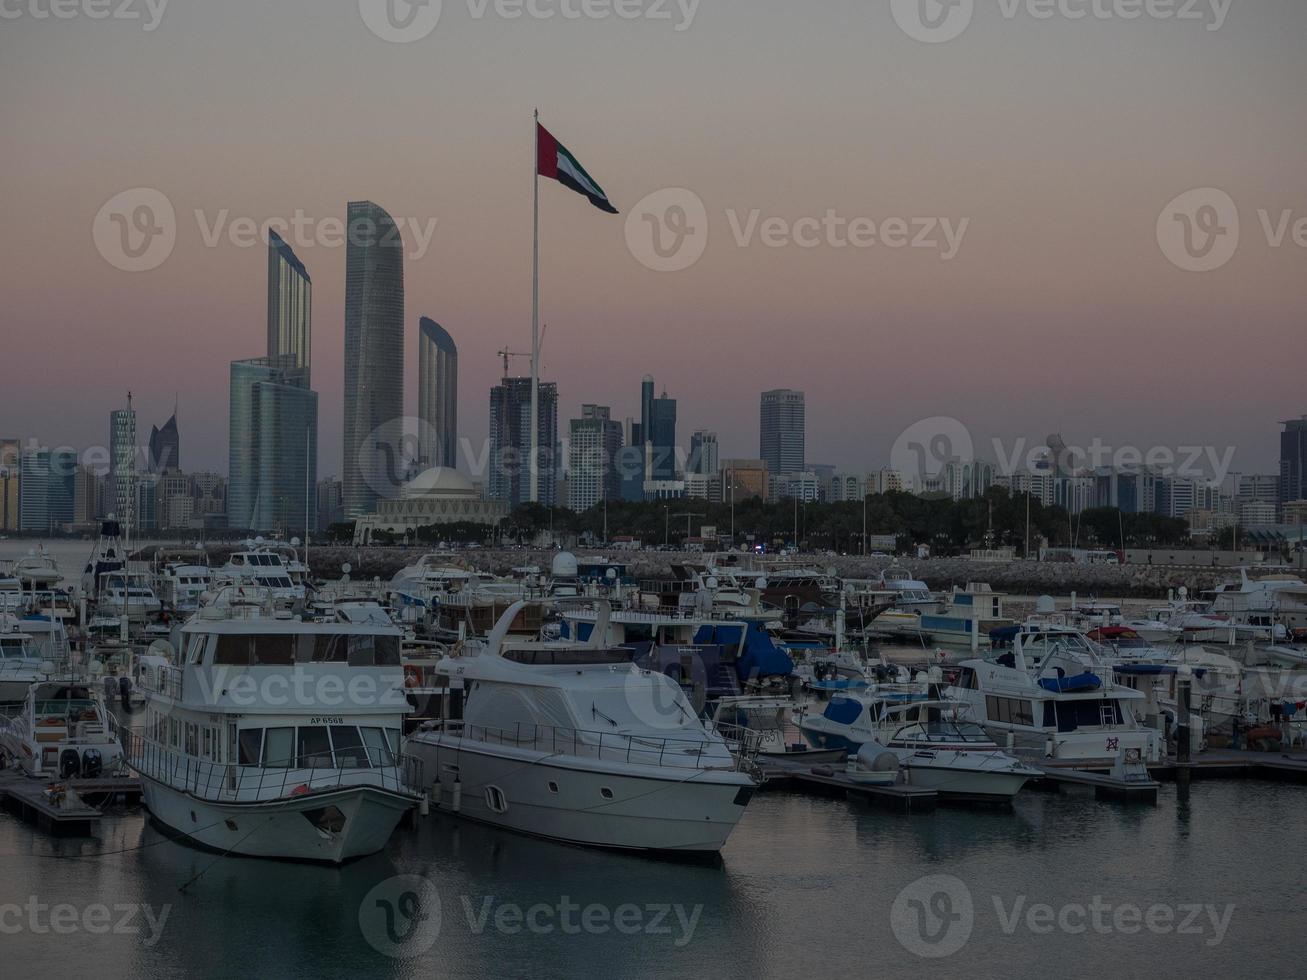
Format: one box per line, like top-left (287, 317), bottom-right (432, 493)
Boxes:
top-left (352, 468), bottom-right (507, 544)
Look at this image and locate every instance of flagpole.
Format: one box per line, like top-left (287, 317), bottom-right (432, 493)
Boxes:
top-left (530, 107), bottom-right (540, 505)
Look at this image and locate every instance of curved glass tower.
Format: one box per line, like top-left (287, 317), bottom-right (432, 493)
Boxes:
top-left (342, 201), bottom-right (405, 518)
top-left (418, 317), bottom-right (457, 470)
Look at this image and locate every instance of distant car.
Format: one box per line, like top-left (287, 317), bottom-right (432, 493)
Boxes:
top-left (869, 552), bottom-right (891, 559)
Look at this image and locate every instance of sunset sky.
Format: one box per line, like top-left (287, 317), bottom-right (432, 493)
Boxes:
top-left (2, 0), bottom-right (1305, 479)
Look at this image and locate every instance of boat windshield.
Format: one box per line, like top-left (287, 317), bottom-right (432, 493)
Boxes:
top-left (897, 720), bottom-right (992, 743)
top-left (502, 647), bottom-right (632, 666)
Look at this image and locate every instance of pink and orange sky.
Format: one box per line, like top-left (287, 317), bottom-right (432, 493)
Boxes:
top-left (2, 0), bottom-right (1305, 478)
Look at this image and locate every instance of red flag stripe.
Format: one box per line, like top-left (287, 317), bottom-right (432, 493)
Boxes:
top-left (536, 124), bottom-right (559, 179)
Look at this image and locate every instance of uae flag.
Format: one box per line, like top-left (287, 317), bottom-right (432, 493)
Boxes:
top-left (537, 123), bottom-right (618, 214)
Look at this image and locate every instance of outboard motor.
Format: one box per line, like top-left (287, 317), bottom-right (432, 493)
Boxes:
top-left (81, 748), bottom-right (103, 779)
top-left (118, 674), bottom-right (132, 710)
top-left (59, 748), bottom-right (82, 779)
top-left (103, 675), bottom-right (118, 701)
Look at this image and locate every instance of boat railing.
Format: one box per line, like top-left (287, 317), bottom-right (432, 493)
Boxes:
top-left (117, 725), bottom-right (422, 801)
top-left (431, 719), bottom-right (755, 772)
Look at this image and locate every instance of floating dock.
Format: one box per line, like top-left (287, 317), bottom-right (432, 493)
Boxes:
top-left (0, 770), bottom-right (142, 835)
top-left (759, 758), bottom-right (938, 813)
top-left (1030, 763), bottom-right (1161, 803)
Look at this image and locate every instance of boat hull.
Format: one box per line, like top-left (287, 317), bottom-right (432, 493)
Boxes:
top-left (138, 777), bottom-right (414, 864)
top-left (897, 759), bottom-right (1034, 799)
top-left (409, 737), bottom-right (754, 853)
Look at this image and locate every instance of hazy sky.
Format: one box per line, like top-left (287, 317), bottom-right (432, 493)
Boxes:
top-left (2, 0), bottom-right (1304, 479)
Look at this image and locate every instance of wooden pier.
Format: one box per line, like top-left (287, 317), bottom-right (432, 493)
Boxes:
top-left (759, 758), bottom-right (938, 813)
top-left (0, 770), bottom-right (142, 835)
top-left (1030, 764), bottom-right (1161, 803)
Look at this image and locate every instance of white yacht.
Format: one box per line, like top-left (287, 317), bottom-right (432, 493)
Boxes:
top-left (97, 570), bottom-right (163, 621)
top-left (212, 544), bottom-right (307, 604)
top-left (0, 626), bottom-right (53, 702)
top-left (12, 547), bottom-right (61, 590)
top-left (1208, 569), bottom-right (1307, 630)
top-left (0, 680), bottom-right (124, 778)
top-left (873, 700), bottom-right (1041, 800)
top-left (406, 602), bottom-right (759, 854)
top-left (126, 590), bottom-right (421, 863)
top-left (81, 519), bottom-right (130, 608)
top-left (948, 634), bottom-right (1161, 763)
top-left (156, 557), bottom-right (213, 613)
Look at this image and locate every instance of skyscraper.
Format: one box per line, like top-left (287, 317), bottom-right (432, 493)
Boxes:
top-left (109, 399), bottom-right (137, 523)
top-left (228, 356), bottom-right (318, 532)
top-left (147, 411), bottom-right (180, 473)
top-left (267, 230), bottom-right (312, 382)
top-left (343, 201), bottom-right (405, 519)
top-left (417, 317), bottom-right (458, 470)
top-left (648, 390), bottom-right (678, 481)
top-left (489, 377), bottom-right (558, 508)
top-left (568, 404), bottom-right (623, 511)
top-left (689, 430), bottom-right (719, 476)
top-left (17, 446), bottom-right (75, 533)
top-left (760, 389), bottom-right (805, 478)
top-left (0, 439), bottom-right (18, 531)
top-left (1281, 417), bottom-right (1307, 512)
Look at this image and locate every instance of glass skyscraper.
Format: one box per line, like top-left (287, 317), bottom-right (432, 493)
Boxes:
top-left (489, 377), bottom-right (558, 508)
top-left (228, 356), bottom-right (318, 532)
top-left (147, 412), bottom-right (180, 473)
top-left (267, 230), bottom-right (312, 384)
top-left (343, 201), bottom-right (405, 518)
top-left (760, 389), bottom-right (806, 478)
top-left (109, 404), bottom-right (137, 523)
top-left (1281, 417), bottom-right (1307, 512)
top-left (418, 317), bottom-right (458, 470)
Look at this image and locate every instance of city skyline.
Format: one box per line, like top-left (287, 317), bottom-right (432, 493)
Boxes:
top-left (4, 3), bottom-right (1304, 478)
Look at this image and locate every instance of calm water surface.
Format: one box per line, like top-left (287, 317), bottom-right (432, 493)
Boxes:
top-left (2, 780), bottom-right (1301, 979)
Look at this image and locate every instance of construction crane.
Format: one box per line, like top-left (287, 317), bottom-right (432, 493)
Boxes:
top-left (497, 323), bottom-right (549, 379)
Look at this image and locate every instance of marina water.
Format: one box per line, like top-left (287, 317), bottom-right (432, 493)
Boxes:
top-left (4, 778), bottom-right (1301, 976)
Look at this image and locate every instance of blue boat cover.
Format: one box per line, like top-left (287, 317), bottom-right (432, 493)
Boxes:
top-left (693, 621), bottom-right (794, 680)
top-left (1039, 671), bottom-right (1102, 693)
top-left (822, 697), bottom-right (863, 725)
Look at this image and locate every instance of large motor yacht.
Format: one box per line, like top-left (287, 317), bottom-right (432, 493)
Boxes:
top-left (125, 588), bottom-right (421, 863)
top-left (406, 601), bottom-right (759, 854)
top-left (947, 633), bottom-right (1162, 763)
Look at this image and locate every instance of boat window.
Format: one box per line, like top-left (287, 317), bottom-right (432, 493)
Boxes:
top-left (263, 727), bottom-right (293, 767)
top-left (252, 635), bottom-right (295, 666)
top-left (188, 635), bottom-right (207, 664)
top-left (347, 635), bottom-right (378, 666)
top-left (985, 696), bottom-right (1034, 727)
top-left (297, 726), bottom-right (333, 768)
top-left (238, 729), bottom-right (263, 765)
top-left (360, 727), bottom-right (395, 766)
top-left (1056, 699), bottom-right (1123, 732)
top-left (330, 726), bottom-right (371, 769)
top-left (215, 635), bottom-right (252, 665)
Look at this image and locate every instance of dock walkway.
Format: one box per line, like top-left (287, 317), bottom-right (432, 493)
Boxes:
top-left (0, 770), bottom-right (142, 835)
